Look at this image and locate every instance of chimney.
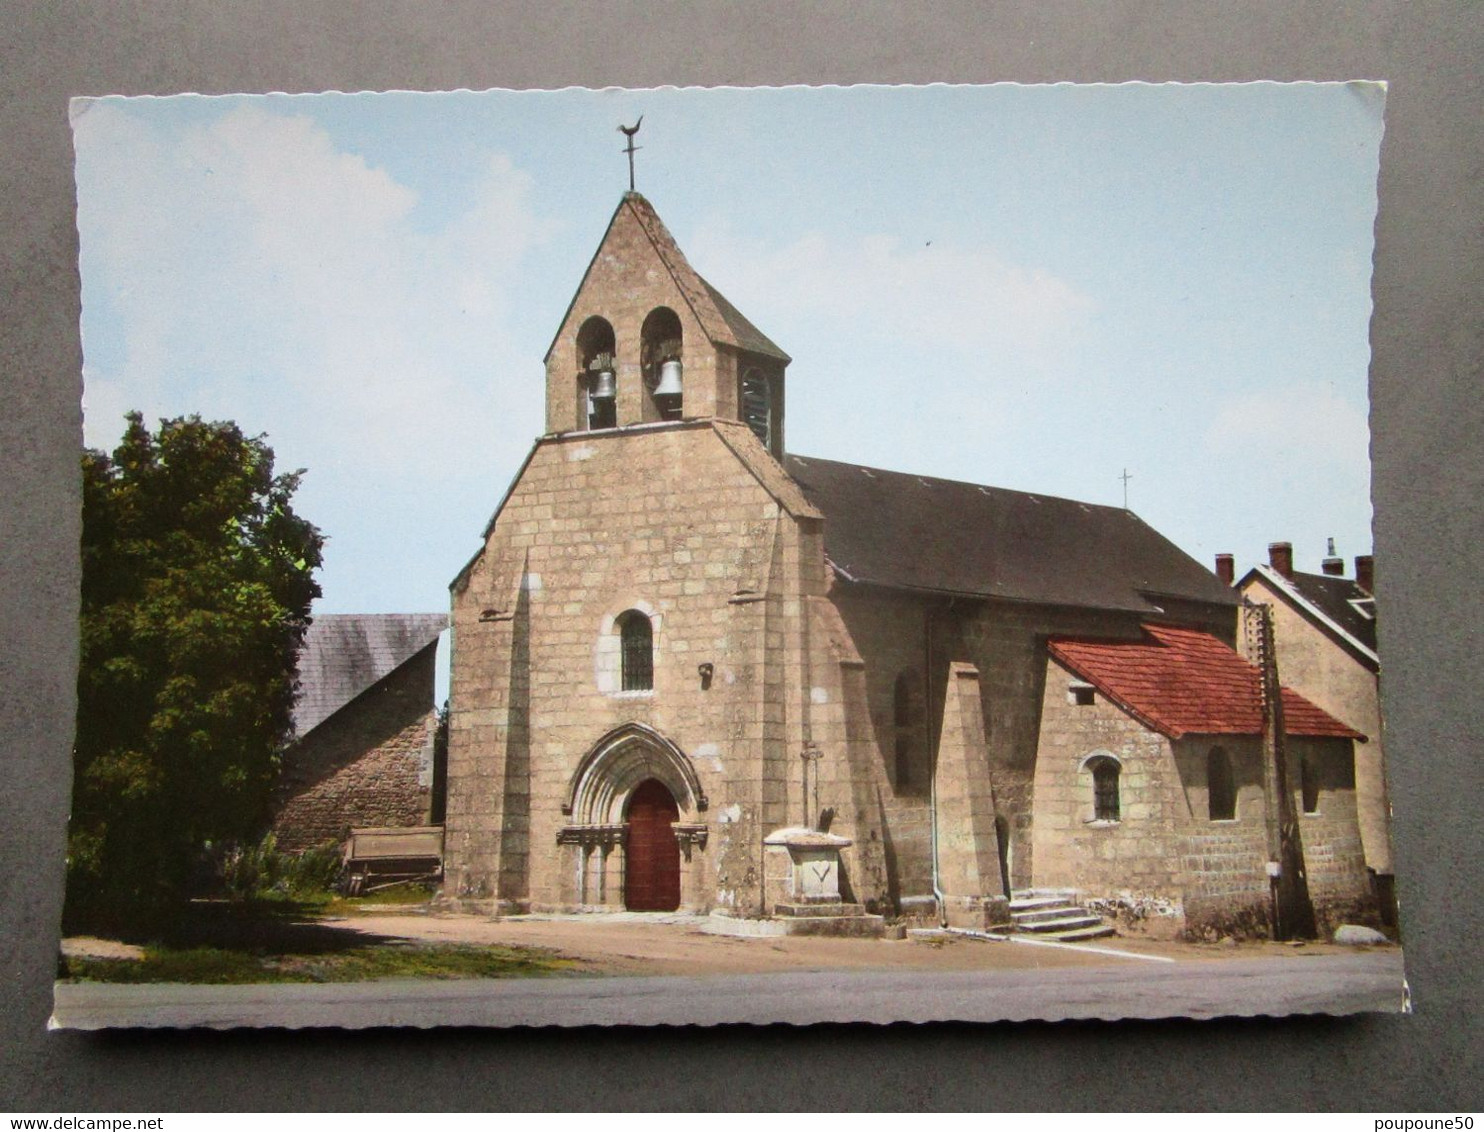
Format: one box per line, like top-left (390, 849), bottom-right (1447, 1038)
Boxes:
top-left (1214, 553), bottom-right (1235, 587)
top-left (1321, 537), bottom-right (1345, 576)
top-left (1355, 554), bottom-right (1375, 594)
top-left (1268, 541), bottom-right (1294, 580)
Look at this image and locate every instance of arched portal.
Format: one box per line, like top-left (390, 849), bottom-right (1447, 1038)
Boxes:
top-left (559, 723), bottom-right (707, 911)
top-left (625, 778), bottom-right (681, 911)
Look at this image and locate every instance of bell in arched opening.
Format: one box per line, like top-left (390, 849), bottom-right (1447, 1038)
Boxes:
top-left (653, 358), bottom-right (683, 397)
top-left (641, 307), bottom-right (684, 421)
top-left (577, 315), bottom-right (618, 431)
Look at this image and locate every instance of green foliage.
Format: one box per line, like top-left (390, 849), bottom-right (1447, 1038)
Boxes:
top-left (209, 834), bottom-right (344, 902)
top-left (60, 943), bottom-right (582, 984)
top-left (68, 412), bottom-right (323, 927)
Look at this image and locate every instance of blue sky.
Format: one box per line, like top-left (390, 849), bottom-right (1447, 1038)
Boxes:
top-left (72, 83), bottom-right (1385, 651)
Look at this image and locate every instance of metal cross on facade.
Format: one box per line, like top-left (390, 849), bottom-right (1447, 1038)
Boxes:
top-left (618, 116), bottom-right (643, 191)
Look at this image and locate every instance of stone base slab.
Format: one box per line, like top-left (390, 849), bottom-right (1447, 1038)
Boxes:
top-left (943, 894), bottom-right (1012, 930)
top-left (703, 910), bottom-right (887, 938)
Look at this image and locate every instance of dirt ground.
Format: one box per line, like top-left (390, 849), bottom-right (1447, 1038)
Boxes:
top-left (312, 911), bottom-right (1371, 977)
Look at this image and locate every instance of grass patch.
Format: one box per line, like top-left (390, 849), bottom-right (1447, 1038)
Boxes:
top-left (61, 942), bottom-right (583, 984)
top-left (321, 882), bottom-right (436, 916)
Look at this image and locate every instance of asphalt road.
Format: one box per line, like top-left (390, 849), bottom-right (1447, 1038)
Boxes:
top-left (51, 948), bottom-right (1406, 1029)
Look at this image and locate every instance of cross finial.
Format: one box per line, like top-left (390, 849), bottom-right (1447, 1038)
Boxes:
top-left (1120, 467), bottom-right (1133, 510)
top-left (618, 115), bottom-right (643, 192)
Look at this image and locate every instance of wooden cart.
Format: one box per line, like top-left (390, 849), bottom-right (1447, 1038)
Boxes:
top-left (341, 825), bottom-right (444, 895)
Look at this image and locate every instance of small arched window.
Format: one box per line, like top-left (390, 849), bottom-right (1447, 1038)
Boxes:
top-left (1208, 746), bottom-right (1236, 821)
top-left (1088, 756), bottom-right (1121, 822)
top-left (618, 610), bottom-right (653, 692)
top-left (893, 670), bottom-right (920, 791)
top-left (1300, 755), bottom-right (1320, 814)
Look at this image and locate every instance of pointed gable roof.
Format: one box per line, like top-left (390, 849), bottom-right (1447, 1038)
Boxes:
top-left (544, 192), bottom-right (789, 365)
top-left (1239, 564), bottom-right (1378, 671)
top-left (291, 613), bottom-right (447, 738)
top-left (1047, 623), bottom-right (1364, 741)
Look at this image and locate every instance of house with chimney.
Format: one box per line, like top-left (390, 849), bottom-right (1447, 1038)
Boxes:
top-left (440, 190), bottom-right (1378, 938)
top-left (1032, 622), bottom-right (1373, 937)
top-left (1221, 541), bottom-right (1394, 923)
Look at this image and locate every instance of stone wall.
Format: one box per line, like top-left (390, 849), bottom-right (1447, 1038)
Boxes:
top-left (1242, 575), bottom-right (1391, 875)
top-left (443, 420), bottom-right (834, 916)
top-left (953, 603), bottom-right (1150, 892)
top-left (830, 588), bottom-right (935, 906)
top-left (544, 198), bottom-right (781, 438)
top-left (1032, 656), bottom-right (1188, 932)
top-left (1033, 653), bottom-right (1375, 937)
top-left (1287, 736), bottom-right (1374, 931)
top-left (272, 644), bottom-right (437, 853)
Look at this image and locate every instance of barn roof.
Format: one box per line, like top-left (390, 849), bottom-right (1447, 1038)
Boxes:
top-left (291, 613), bottom-right (447, 738)
top-left (783, 454), bottom-right (1238, 614)
top-left (1047, 623), bottom-right (1364, 741)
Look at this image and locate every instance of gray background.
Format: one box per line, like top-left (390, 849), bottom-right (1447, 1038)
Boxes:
top-left (3, 1), bottom-right (1479, 1111)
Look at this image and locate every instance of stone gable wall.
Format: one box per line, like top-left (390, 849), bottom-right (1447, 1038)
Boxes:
top-left (1032, 657), bottom-right (1187, 918)
top-left (1241, 576), bottom-right (1391, 875)
top-left (444, 422), bottom-right (830, 915)
top-left (272, 645), bottom-right (437, 853)
top-left (953, 604), bottom-right (1145, 891)
top-left (546, 202), bottom-right (723, 433)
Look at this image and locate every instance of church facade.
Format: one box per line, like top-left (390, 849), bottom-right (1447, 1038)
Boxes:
top-left (440, 192), bottom-right (1375, 936)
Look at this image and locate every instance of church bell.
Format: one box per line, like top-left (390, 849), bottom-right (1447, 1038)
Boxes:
top-left (590, 366), bottom-right (617, 401)
top-left (652, 358), bottom-right (684, 398)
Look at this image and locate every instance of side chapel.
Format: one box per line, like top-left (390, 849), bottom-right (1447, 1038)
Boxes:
top-left (441, 191), bottom-right (1377, 937)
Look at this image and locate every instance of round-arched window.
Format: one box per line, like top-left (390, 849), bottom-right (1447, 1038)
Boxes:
top-left (1087, 756), bottom-right (1121, 822)
top-left (617, 609), bottom-right (653, 692)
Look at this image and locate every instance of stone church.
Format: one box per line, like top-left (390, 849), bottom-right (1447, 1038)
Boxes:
top-left (441, 191), bottom-right (1375, 936)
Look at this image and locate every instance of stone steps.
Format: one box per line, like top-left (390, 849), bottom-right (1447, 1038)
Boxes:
top-left (1009, 890), bottom-right (1116, 941)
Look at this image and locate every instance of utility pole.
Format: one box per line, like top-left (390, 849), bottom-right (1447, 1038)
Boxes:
top-left (1247, 601), bottom-right (1318, 940)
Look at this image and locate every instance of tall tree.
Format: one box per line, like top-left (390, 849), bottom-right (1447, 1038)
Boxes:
top-left (69, 413), bottom-right (323, 924)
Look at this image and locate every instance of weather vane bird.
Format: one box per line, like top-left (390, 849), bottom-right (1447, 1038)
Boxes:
top-left (618, 115), bottom-right (643, 191)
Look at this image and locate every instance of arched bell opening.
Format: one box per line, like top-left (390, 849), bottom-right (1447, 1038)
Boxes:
top-left (640, 307), bottom-right (684, 422)
top-left (576, 315), bottom-right (617, 430)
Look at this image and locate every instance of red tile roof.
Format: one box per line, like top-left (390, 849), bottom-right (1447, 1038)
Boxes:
top-left (1047, 623), bottom-right (1364, 741)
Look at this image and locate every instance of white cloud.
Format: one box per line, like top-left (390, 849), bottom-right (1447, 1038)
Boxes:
top-left (687, 224), bottom-right (1096, 366)
top-left (1205, 381), bottom-right (1371, 474)
top-left (76, 102), bottom-right (553, 481)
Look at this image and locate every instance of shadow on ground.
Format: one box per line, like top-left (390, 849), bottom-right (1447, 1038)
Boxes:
top-left (77, 898), bottom-right (405, 955)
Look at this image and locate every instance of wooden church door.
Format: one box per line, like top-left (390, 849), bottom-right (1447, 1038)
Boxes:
top-left (625, 778), bottom-right (681, 912)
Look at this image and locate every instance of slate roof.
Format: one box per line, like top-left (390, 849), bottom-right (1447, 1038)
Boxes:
top-left (1242, 564), bottom-right (1378, 669)
top-left (1048, 623), bottom-right (1364, 741)
top-left (783, 454), bottom-right (1238, 614)
top-left (291, 613), bottom-right (447, 738)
